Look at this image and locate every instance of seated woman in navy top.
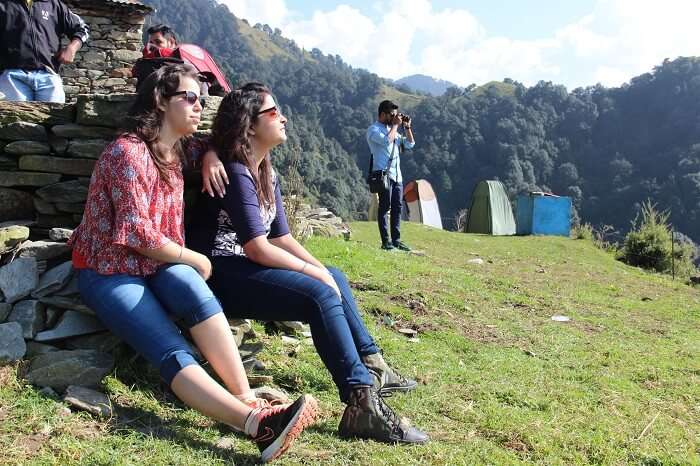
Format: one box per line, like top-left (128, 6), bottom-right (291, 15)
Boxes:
top-left (188, 82), bottom-right (428, 445)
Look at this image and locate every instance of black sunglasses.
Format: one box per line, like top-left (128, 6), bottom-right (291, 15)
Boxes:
top-left (165, 90), bottom-right (206, 109)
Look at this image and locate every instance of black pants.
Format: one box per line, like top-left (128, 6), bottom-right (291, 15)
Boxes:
top-left (377, 179), bottom-right (402, 244)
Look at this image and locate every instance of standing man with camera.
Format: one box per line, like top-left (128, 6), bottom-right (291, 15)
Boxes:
top-left (367, 100), bottom-right (415, 251)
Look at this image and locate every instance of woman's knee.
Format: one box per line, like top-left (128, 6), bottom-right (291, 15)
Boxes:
top-left (161, 349), bottom-right (200, 387)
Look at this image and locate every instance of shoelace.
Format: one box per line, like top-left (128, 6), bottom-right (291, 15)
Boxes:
top-left (373, 391), bottom-right (402, 432)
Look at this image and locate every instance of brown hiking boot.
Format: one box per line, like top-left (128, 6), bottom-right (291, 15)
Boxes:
top-left (338, 386), bottom-right (428, 444)
top-left (362, 352), bottom-right (418, 395)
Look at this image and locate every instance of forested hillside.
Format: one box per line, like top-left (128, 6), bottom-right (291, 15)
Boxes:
top-left (143, 0), bottom-right (700, 243)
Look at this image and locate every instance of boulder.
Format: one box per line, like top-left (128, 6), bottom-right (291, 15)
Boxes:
top-left (32, 261), bottom-right (73, 298)
top-left (3, 140), bottom-right (51, 155)
top-left (0, 121), bottom-right (48, 140)
top-left (33, 197), bottom-right (59, 215)
top-left (45, 307), bottom-right (63, 328)
top-left (7, 300), bottom-right (45, 339)
top-left (76, 94), bottom-right (132, 128)
top-left (0, 156), bottom-right (17, 170)
top-left (65, 332), bottom-right (121, 353)
top-left (19, 156), bottom-right (96, 176)
top-left (55, 202), bottom-right (85, 214)
top-left (64, 385), bottom-right (112, 418)
top-left (37, 295), bottom-right (93, 315)
top-left (0, 102), bottom-right (74, 126)
top-left (0, 171), bottom-right (62, 188)
top-left (0, 189), bottom-right (34, 222)
top-left (25, 349), bottom-right (114, 391)
top-left (25, 341), bottom-right (60, 358)
top-left (66, 139), bottom-right (110, 159)
top-left (0, 257), bottom-right (38, 303)
top-left (18, 240), bottom-right (70, 261)
top-left (51, 124), bottom-right (116, 139)
top-left (0, 225), bottom-right (29, 254)
top-left (0, 322), bottom-right (26, 364)
top-left (35, 179), bottom-right (89, 203)
top-left (34, 310), bottom-right (105, 342)
top-left (35, 214), bottom-right (78, 229)
top-left (49, 228), bottom-right (73, 242)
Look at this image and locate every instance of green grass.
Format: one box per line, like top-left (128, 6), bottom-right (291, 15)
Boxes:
top-left (1, 222), bottom-right (699, 465)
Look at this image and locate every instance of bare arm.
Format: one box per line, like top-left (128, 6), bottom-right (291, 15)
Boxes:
top-left (269, 233), bottom-right (326, 270)
top-left (133, 241), bottom-right (212, 280)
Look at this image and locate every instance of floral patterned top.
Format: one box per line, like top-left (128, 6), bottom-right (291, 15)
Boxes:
top-left (69, 134), bottom-right (205, 276)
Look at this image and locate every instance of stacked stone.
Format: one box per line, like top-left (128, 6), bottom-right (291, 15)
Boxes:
top-left (0, 223), bottom-right (259, 405)
top-left (291, 201), bottom-right (351, 242)
top-left (60, 0), bottom-right (152, 99)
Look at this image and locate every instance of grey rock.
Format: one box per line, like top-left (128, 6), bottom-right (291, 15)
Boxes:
top-left (25, 349), bottom-right (114, 391)
top-left (276, 320), bottom-right (308, 332)
top-left (0, 225), bottom-right (29, 254)
top-left (36, 214), bottom-right (78, 229)
top-left (51, 124), bottom-right (116, 139)
top-left (0, 257), bottom-right (38, 303)
top-left (0, 219), bottom-right (35, 229)
top-left (253, 386), bottom-right (291, 404)
top-left (0, 102), bottom-right (74, 126)
top-left (18, 241), bottom-right (70, 261)
top-left (54, 274), bottom-right (79, 297)
top-left (45, 307), bottom-right (63, 328)
top-left (467, 258), bottom-right (485, 265)
top-left (35, 179), bottom-right (89, 203)
top-left (55, 202), bottom-right (85, 214)
top-left (76, 94), bottom-right (132, 128)
top-left (49, 228), bottom-right (73, 242)
top-left (0, 303), bottom-right (11, 322)
top-left (38, 386), bottom-right (59, 398)
top-left (48, 135), bottom-right (68, 154)
top-left (65, 332), bottom-right (121, 353)
top-left (0, 156), bottom-right (17, 170)
top-left (63, 385), bottom-right (112, 418)
top-left (32, 261), bottom-right (73, 298)
top-left (19, 155), bottom-right (96, 176)
top-left (35, 310), bottom-right (105, 342)
top-left (110, 49), bottom-right (142, 62)
top-left (0, 322), bottom-right (26, 364)
top-left (25, 341), bottom-right (59, 358)
top-left (0, 171), bottom-right (62, 188)
top-left (66, 139), bottom-right (109, 159)
top-left (0, 121), bottom-right (48, 141)
top-left (37, 295), bottom-right (93, 315)
top-left (33, 197), bottom-right (59, 215)
top-left (4, 140), bottom-right (51, 155)
top-left (0, 189), bottom-right (34, 222)
top-left (238, 342), bottom-right (264, 361)
top-left (7, 300), bottom-right (46, 339)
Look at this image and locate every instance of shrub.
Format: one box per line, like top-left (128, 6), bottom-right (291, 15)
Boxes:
top-left (620, 201), bottom-right (697, 278)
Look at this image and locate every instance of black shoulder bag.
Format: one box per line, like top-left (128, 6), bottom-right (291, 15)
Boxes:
top-left (367, 140), bottom-right (396, 194)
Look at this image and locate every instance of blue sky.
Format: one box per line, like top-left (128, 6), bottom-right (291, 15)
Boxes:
top-left (220, 0), bottom-right (700, 89)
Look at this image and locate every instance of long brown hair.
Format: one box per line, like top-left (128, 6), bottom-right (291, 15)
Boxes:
top-left (211, 82), bottom-right (275, 206)
top-left (124, 63), bottom-right (200, 187)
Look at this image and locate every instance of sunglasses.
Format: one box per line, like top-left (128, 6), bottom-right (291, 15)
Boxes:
top-left (165, 90), bottom-right (206, 109)
top-left (257, 106), bottom-right (281, 118)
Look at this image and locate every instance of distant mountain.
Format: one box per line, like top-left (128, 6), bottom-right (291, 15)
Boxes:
top-left (395, 74), bottom-right (459, 96)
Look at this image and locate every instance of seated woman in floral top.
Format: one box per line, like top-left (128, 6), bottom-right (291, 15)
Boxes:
top-left (188, 82), bottom-right (429, 445)
top-left (68, 65), bottom-right (316, 463)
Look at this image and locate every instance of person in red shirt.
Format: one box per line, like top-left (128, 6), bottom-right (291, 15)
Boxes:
top-left (68, 64), bottom-right (316, 463)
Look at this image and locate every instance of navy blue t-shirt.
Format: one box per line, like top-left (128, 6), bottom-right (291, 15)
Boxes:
top-left (187, 162), bottom-right (289, 258)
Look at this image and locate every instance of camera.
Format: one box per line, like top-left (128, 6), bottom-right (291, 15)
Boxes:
top-left (399, 113), bottom-right (411, 125)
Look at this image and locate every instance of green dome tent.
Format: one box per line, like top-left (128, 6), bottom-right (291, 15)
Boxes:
top-left (465, 180), bottom-right (516, 235)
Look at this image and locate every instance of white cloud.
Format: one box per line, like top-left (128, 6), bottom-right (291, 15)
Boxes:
top-left (217, 0), bottom-right (700, 89)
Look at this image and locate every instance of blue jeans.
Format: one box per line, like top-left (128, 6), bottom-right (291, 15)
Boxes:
top-left (77, 264), bottom-right (223, 386)
top-left (0, 69), bottom-right (66, 103)
top-left (210, 258), bottom-right (379, 402)
top-left (378, 179), bottom-right (403, 244)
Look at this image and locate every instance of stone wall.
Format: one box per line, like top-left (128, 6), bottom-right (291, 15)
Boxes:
top-left (61, 0), bottom-right (151, 99)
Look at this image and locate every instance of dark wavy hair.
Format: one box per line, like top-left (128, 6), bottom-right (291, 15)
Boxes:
top-left (124, 63), bottom-right (200, 187)
top-left (211, 82), bottom-right (275, 206)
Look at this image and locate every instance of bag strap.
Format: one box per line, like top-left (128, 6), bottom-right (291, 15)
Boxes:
top-left (385, 138), bottom-right (397, 171)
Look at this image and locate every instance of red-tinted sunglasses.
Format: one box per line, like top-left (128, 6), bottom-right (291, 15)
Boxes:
top-left (165, 90), bottom-right (206, 109)
top-left (257, 106), bottom-right (281, 118)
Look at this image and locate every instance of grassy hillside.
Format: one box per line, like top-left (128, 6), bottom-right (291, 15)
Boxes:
top-left (1, 224), bottom-right (698, 464)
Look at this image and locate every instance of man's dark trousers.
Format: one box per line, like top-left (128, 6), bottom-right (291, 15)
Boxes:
top-left (377, 179), bottom-right (403, 244)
